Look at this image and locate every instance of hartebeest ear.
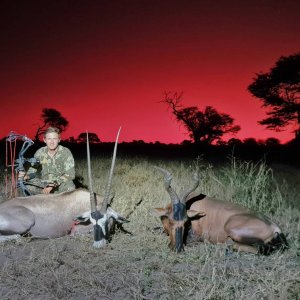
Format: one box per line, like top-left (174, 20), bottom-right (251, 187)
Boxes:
top-left (187, 209), bottom-right (206, 218)
top-left (153, 208), bottom-right (169, 217)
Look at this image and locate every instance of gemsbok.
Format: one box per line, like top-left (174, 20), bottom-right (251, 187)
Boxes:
top-left (0, 128), bottom-right (128, 248)
top-left (153, 167), bottom-right (289, 254)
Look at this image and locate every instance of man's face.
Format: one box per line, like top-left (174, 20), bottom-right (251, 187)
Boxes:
top-left (44, 132), bottom-right (60, 151)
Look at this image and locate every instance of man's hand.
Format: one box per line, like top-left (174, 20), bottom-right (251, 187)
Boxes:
top-left (42, 186), bottom-right (54, 194)
top-left (42, 183), bottom-right (57, 194)
top-left (18, 171), bottom-right (29, 180)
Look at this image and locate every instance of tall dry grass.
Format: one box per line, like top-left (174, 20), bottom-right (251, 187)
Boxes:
top-left (0, 155), bottom-right (299, 299)
top-left (73, 155), bottom-right (295, 230)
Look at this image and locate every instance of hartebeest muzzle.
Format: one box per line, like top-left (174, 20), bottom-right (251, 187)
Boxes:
top-left (173, 202), bottom-right (186, 252)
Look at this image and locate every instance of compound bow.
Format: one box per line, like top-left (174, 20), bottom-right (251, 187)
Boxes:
top-left (6, 131), bottom-right (40, 196)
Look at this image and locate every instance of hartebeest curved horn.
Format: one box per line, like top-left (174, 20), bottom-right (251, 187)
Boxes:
top-left (181, 171), bottom-right (199, 203)
top-left (86, 131), bottom-right (97, 212)
top-left (154, 166), bottom-right (180, 204)
top-left (100, 127), bottom-right (121, 214)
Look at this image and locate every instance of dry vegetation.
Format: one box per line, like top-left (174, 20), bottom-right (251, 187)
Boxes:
top-left (0, 155), bottom-right (299, 299)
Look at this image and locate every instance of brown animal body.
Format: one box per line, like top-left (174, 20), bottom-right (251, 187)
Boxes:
top-left (154, 167), bottom-right (288, 254)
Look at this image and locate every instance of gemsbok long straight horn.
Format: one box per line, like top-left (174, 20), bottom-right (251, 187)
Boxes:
top-left (86, 131), bottom-right (97, 213)
top-left (86, 131), bottom-right (101, 247)
top-left (86, 127), bottom-right (128, 248)
top-left (101, 126), bottom-right (122, 214)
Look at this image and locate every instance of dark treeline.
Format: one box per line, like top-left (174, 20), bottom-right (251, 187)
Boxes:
top-left (1, 139), bottom-right (298, 168)
top-left (83, 140), bottom-right (299, 166)
top-left (69, 139), bottom-right (300, 167)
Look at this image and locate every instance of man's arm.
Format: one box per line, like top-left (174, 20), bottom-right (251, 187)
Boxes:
top-left (25, 149), bottom-right (42, 180)
top-left (18, 150), bottom-right (40, 181)
top-left (55, 148), bottom-right (75, 186)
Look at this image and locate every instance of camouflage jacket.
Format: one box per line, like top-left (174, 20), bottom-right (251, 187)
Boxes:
top-left (27, 145), bottom-right (75, 186)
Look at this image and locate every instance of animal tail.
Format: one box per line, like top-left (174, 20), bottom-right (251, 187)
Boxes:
top-left (258, 232), bottom-right (289, 255)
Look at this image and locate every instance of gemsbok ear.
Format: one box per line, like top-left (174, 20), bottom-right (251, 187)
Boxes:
top-left (153, 208), bottom-right (169, 217)
top-left (187, 209), bottom-right (206, 218)
top-left (106, 207), bottom-right (129, 223)
top-left (74, 211), bottom-right (91, 222)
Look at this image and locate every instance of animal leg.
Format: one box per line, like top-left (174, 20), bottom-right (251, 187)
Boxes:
top-left (70, 223), bottom-right (93, 236)
top-left (224, 214), bottom-right (272, 254)
top-left (0, 206), bottom-right (35, 235)
top-left (0, 234), bottom-right (21, 242)
top-left (232, 241), bottom-right (258, 254)
top-left (185, 229), bottom-right (204, 245)
top-left (70, 220), bottom-right (80, 236)
top-left (225, 237), bottom-right (258, 254)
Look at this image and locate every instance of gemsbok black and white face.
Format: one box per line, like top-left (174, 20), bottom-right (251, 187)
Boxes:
top-left (78, 206), bottom-right (129, 248)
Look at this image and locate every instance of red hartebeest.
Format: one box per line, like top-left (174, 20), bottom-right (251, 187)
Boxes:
top-left (154, 167), bottom-right (288, 254)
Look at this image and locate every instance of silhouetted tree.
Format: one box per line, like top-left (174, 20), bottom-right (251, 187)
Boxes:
top-left (243, 138), bottom-right (258, 147)
top-left (264, 137), bottom-right (281, 146)
top-left (181, 139), bottom-right (193, 145)
top-left (34, 108), bottom-right (69, 142)
top-left (248, 52), bottom-right (300, 140)
top-left (227, 138), bottom-right (243, 146)
top-left (65, 136), bottom-right (76, 143)
top-left (132, 140), bottom-right (145, 144)
top-left (77, 132), bottom-right (100, 143)
top-left (163, 92), bottom-right (241, 144)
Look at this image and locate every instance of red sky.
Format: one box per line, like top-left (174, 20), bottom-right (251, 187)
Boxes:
top-left (0, 0), bottom-right (299, 143)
